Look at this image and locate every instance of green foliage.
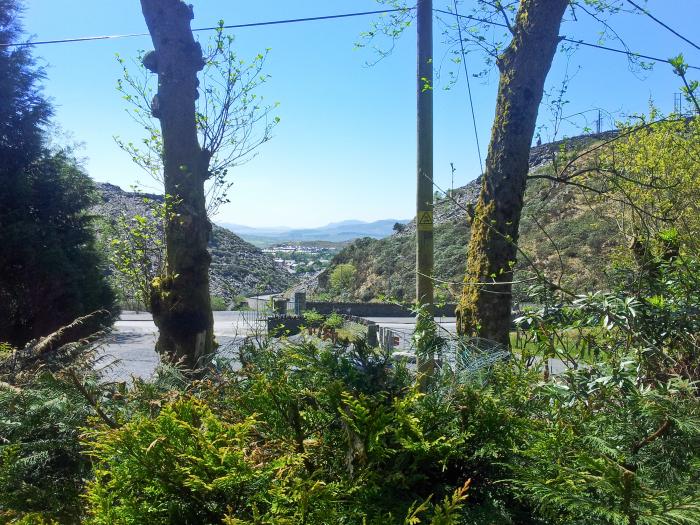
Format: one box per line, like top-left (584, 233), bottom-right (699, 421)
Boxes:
top-left (4, 301), bottom-right (698, 525)
top-left (84, 399), bottom-right (262, 525)
top-left (302, 309), bottom-right (325, 327)
top-left (323, 312), bottom-right (344, 330)
top-left (594, 113), bottom-right (700, 253)
top-left (329, 263), bottom-right (358, 296)
top-left (0, 128), bottom-right (115, 348)
top-left (412, 303), bottom-right (447, 358)
top-left (0, 331), bottom-right (113, 524)
top-left (515, 239), bottom-right (700, 379)
top-left (669, 54), bottom-right (700, 113)
top-left (509, 252), bottom-right (700, 523)
top-left (509, 361), bottom-right (700, 525)
top-left (0, 0), bottom-right (115, 345)
top-left (82, 338), bottom-right (494, 524)
top-left (105, 195), bottom-right (170, 310)
top-left (3, 231), bottom-right (699, 525)
top-left (0, 372), bottom-right (92, 523)
top-left (210, 295), bottom-right (229, 311)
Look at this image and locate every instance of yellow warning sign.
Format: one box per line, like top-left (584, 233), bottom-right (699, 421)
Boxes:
top-left (417, 211), bottom-right (433, 231)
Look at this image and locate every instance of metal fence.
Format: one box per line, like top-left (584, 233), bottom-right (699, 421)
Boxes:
top-left (237, 309), bottom-right (269, 324)
top-left (378, 326), bottom-right (414, 352)
top-left (377, 325), bottom-right (510, 377)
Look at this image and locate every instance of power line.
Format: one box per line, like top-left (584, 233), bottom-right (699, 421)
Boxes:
top-left (565, 37), bottom-right (699, 70)
top-left (625, 0), bottom-right (700, 52)
top-left (2, 5), bottom-right (699, 72)
top-left (0, 32), bottom-right (149, 47)
top-left (434, 7), bottom-right (700, 71)
top-left (0, 8), bottom-right (408, 48)
top-left (452, 0), bottom-right (483, 175)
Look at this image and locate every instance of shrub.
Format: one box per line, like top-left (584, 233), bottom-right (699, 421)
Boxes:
top-left (323, 312), bottom-right (344, 330)
top-left (0, 314), bottom-right (115, 524)
top-left (210, 295), bottom-right (228, 311)
top-left (83, 338), bottom-right (489, 524)
top-left (329, 263), bottom-right (357, 295)
top-left (0, 369), bottom-right (94, 524)
top-left (510, 360), bottom-right (700, 525)
top-left (84, 398), bottom-right (266, 525)
top-left (302, 309), bottom-right (325, 327)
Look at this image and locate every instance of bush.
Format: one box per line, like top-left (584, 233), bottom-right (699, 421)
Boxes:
top-left (0, 372), bottom-right (93, 524)
top-left (82, 338), bottom-right (490, 524)
top-left (6, 248), bottom-right (700, 524)
top-left (210, 295), bottom-right (228, 311)
top-left (0, 336), bottom-right (104, 525)
top-left (302, 309), bottom-right (325, 327)
top-left (329, 263), bottom-right (357, 295)
top-left (84, 398), bottom-right (266, 525)
top-left (323, 312), bottom-right (344, 330)
top-left (513, 363), bottom-right (700, 525)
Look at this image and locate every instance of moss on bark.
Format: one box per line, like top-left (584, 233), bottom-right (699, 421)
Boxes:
top-left (456, 0), bottom-right (568, 346)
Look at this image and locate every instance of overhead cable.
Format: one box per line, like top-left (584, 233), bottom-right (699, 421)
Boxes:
top-left (625, 0), bottom-right (700, 52)
top-left (434, 7), bottom-right (700, 70)
top-left (2, 5), bottom-right (698, 72)
top-left (0, 8), bottom-right (408, 47)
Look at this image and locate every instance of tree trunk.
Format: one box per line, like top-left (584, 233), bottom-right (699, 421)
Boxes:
top-left (456, 0), bottom-right (568, 346)
top-left (140, 0), bottom-right (214, 368)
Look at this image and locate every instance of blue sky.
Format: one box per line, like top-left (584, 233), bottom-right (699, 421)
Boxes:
top-left (21, 0), bottom-right (700, 228)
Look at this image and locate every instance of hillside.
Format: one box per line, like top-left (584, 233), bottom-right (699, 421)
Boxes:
top-left (311, 133), bottom-right (621, 303)
top-left (93, 183), bottom-right (294, 301)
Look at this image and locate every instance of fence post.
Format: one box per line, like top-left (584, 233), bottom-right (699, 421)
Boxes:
top-left (383, 329), bottom-right (392, 351)
top-left (367, 322), bottom-right (378, 347)
top-left (294, 292), bottom-right (306, 316)
top-left (273, 298), bottom-right (287, 316)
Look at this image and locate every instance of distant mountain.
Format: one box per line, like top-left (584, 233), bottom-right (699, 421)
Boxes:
top-left (323, 220), bottom-right (368, 228)
top-left (93, 183), bottom-right (295, 302)
top-left (219, 223), bottom-right (292, 236)
top-left (220, 218), bottom-right (410, 244)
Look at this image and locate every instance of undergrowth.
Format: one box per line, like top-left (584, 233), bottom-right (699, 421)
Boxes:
top-left (1, 246), bottom-right (699, 524)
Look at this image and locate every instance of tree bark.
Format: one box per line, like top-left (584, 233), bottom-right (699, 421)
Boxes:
top-left (456, 0), bottom-right (568, 346)
top-left (140, 0), bottom-right (214, 368)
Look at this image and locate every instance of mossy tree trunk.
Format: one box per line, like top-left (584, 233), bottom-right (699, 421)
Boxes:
top-left (140, 0), bottom-right (214, 368)
top-left (456, 0), bottom-right (568, 346)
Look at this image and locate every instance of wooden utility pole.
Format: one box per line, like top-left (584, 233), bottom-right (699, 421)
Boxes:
top-left (416, 0), bottom-right (434, 388)
top-left (416, 0), bottom-right (434, 308)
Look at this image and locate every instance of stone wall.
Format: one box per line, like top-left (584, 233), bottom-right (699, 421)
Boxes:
top-left (305, 301), bottom-right (457, 317)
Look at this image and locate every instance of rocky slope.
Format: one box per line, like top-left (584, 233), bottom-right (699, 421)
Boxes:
top-left (311, 133), bottom-right (621, 302)
top-left (93, 183), bottom-right (294, 301)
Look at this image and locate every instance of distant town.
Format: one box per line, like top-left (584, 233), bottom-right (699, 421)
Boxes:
top-left (262, 243), bottom-right (341, 274)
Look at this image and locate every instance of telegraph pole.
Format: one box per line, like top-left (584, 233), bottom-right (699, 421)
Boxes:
top-left (416, 0), bottom-right (434, 308)
top-left (416, 0), bottom-right (434, 389)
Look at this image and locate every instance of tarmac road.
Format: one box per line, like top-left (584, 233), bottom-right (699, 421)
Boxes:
top-left (102, 311), bottom-right (565, 381)
top-left (99, 311), bottom-right (265, 381)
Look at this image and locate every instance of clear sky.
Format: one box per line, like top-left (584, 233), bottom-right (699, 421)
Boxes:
top-left (20, 0), bottom-right (700, 228)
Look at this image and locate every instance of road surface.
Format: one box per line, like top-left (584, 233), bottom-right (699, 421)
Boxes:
top-left (99, 311), bottom-right (265, 381)
top-left (103, 312), bottom-right (565, 381)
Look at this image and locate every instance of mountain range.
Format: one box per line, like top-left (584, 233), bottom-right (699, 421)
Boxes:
top-left (219, 219), bottom-right (410, 245)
